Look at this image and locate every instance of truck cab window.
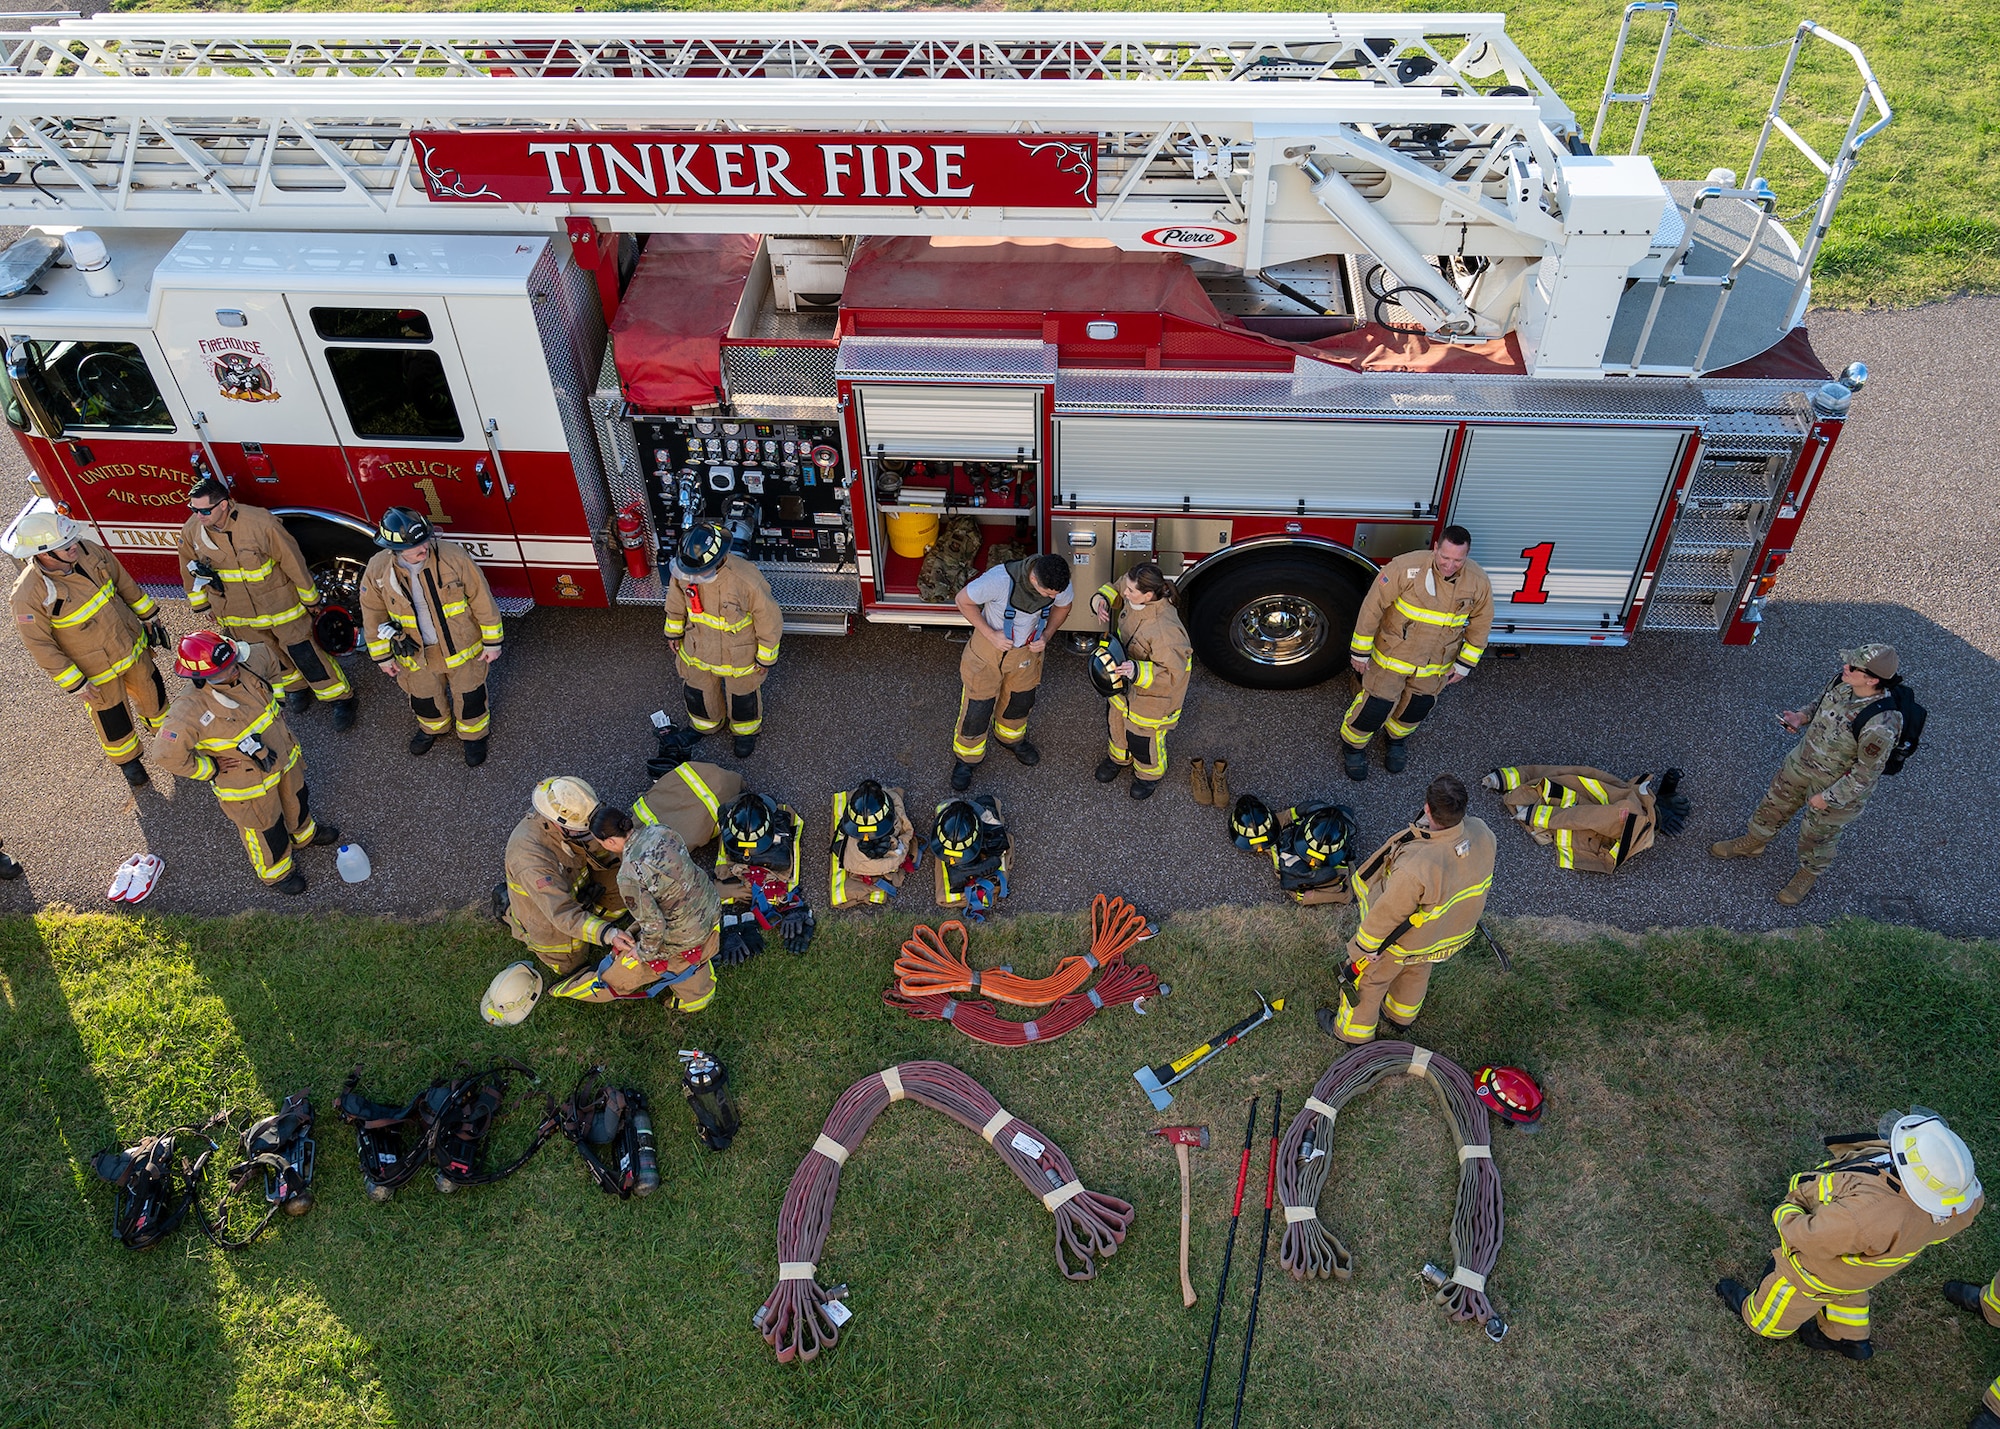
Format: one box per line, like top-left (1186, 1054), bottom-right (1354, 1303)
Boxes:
top-left (324, 347), bottom-right (464, 442)
top-left (310, 307), bottom-right (435, 343)
top-left (19, 339), bottom-right (174, 432)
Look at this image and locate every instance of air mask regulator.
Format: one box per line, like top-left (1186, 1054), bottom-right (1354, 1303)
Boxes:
top-left (678, 1049), bottom-right (741, 1153)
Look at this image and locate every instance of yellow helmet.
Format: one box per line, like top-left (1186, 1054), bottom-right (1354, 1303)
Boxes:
top-left (1, 504), bottom-right (83, 558)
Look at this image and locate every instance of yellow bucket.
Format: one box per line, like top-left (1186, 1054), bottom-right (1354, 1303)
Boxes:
top-left (885, 510), bottom-right (939, 559)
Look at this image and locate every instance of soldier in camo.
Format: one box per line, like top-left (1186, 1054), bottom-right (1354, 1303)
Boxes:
top-left (1712, 644), bottom-right (1903, 906)
top-left (615, 822), bottom-right (723, 1012)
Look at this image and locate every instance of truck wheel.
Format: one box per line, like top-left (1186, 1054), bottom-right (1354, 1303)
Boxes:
top-left (285, 518), bottom-right (374, 657)
top-left (1187, 553), bottom-right (1365, 690)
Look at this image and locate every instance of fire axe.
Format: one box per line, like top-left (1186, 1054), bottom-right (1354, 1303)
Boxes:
top-left (1132, 992), bottom-right (1284, 1111)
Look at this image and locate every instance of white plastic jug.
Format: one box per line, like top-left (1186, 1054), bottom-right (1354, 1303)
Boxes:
top-left (336, 843), bottom-right (371, 884)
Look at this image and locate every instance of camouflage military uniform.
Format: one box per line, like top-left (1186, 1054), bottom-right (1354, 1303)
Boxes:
top-left (611, 824), bottom-right (722, 1011)
top-left (1746, 679), bottom-right (1901, 874)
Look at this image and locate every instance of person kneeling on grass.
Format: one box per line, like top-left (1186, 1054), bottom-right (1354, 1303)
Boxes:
top-left (550, 814), bottom-right (721, 1014)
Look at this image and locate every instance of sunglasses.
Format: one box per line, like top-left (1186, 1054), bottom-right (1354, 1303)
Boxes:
top-left (189, 503), bottom-right (224, 515)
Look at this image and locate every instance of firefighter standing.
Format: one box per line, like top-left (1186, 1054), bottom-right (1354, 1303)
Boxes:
top-left (949, 552), bottom-right (1074, 791)
top-left (1089, 563), bottom-right (1193, 800)
top-left (1943, 1270), bottom-right (2000, 1428)
top-left (1319, 773), bottom-right (1494, 1044)
top-left (359, 508), bottom-right (503, 767)
top-left (6, 508), bottom-right (170, 788)
top-left (177, 476), bottom-right (356, 729)
top-left (662, 523), bottom-right (781, 758)
top-left (1342, 526), bottom-right (1493, 781)
top-left (1719, 1110), bottom-right (1982, 1362)
top-left (1712, 644), bottom-right (1904, 906)
top-left (502, 776), bottom-right (636, 976)
top-left (154, 631), bottom-right (339, 894)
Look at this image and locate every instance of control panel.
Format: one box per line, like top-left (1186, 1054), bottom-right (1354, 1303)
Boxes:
top-left (632, 415), bottom-right (850, 568)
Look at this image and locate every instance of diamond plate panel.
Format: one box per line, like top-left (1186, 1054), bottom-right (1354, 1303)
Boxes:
top-left (838, 337), bottom-right (1055, 383)
top-left (723, 343), bottom-right (837, 400)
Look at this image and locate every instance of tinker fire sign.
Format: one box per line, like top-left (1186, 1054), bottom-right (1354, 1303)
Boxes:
top-left (411, 131), bottom-right (1099, 208)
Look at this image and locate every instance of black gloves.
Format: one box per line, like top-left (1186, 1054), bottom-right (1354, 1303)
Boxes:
top-left (716, 909), bottom-right (765, 966)
top-left (780, 904), bottom-right (816, 956)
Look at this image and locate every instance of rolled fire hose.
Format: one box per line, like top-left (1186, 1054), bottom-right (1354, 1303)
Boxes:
top-left (756, 1061), bottom-right (1135, 1363)
top-left (891, 895), bottom-right (1151, 1004)
top-left (1276, 1040), bottom-right (1504, 1328)
top-left (883, 958), bottom-right (1160, 1046)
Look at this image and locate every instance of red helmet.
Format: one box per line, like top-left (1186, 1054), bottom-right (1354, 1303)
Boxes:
top-left (174, 630), bottom-right (240, 680)
top-left (1474, 1065), bottom-right (1545, 1132)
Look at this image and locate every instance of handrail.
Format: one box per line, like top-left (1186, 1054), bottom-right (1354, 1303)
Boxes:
top-left (1589, 1), bottom-right (1677, 156)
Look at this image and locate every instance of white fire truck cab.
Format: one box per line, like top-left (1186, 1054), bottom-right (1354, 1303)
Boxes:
top-left (0, 10), bottom-right (1889, 688)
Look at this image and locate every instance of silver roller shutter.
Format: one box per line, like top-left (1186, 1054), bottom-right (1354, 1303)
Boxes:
top-left (1448, 425), bottom-right (1690, 629)
top-left (1055, 417), bottom-right (1449, 516)
top-left (856, 385), bottom-right (1040, 459)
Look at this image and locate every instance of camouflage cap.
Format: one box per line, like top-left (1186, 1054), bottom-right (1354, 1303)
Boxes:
top-left (1841, 643), bottom-right (1898, 679)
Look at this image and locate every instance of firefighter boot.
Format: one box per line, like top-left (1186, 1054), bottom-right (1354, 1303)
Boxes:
top-left (1131, 778), bottom-right (1158, 801)
top-left (1209, 758), bottom-right (1229, 806)
top-left (950, 761), bottom-right (974, 792)
top-left (1096, 758), bottom-right (1123, 783)
top-left (0, 840), bottom-right (22, 881)
top-left (1189, 758), bottom-right (1210, 805)
top-left (1383, 739), bottom-right (1409, 775)
top-left (1944, 1281), bottom-right (1987, 1315)
top-left (275, 872), bottom-right (308, 896)
top-left (309, 823), bottom-right (341, 847)
top-left (1710, 833), bottom-right (1768, 859)
top-left (1006, 738), bottom-right (1041, 767)
top-left (1715, 1279), bottom-right (1750, 1317)
top-left (331, 697), bottom-right (359, 732)
top-left (120, 759), bottom-right (149, 789)
top-left (285, 687), bottom-right (314, 715)
top-left (463, 738), bottom-right (489, 769)
top-left (1793, 1320), bottom-right (1873, 1361)
top-left (1343, 747), bottom-right (1369, 782)
top-left (734, 734), bottom-right (757, 758)
top-left (1776, 870), bottom-right (1818, 906)
top-left (1970, 1411), bottom-right (2000, 1429)
top-left (410, 732), bottom-right (437, 757)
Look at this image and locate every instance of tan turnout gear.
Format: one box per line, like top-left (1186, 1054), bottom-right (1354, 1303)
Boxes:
top-left (503, 811), bottom-right (623, 974)
top-left (955, 638), bottom-right (1043, 763)
top-left (1494, 765), bottom-right (1659, 873)
top-left (829, 785), bottom-right (916, 909)
top-left (1741, 1135), bottom-right (1984, 1344)
top-left (178, 501), bottom-right (349, 702)
top-left (154, 642), bottom-right (318, 884)
top-left (1342, 549), bottom-right (1493, 748)
top-left (1331, 815), bottom-right (1495, 1043)
top-left (359, 540), bottom-right (502, 743)
top-left (553, 824), bottom-right (722, 1011)
top-left (10, 538), bottom-right (168, 764)
top-left (1097, 581), bottom-right (1193, 782)
top-left (633, 761), bottom-right (743, 849)
top-left (662, 555), bottom-right (780, 737)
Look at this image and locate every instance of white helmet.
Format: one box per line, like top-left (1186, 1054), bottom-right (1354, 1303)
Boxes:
top-left (2, 505), bottom-right (83, 559)
top-left (480, 961), bottom-right (543, 1027)
top-left (1890, 1110), bottom-right (1981, 1219)
top-left (532, 775), bottom-right (600, 835)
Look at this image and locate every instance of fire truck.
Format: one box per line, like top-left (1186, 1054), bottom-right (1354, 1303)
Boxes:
top-left (0, 9), bottom-right (1888, 688)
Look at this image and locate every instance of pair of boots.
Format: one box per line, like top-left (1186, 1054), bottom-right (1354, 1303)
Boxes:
top-left (1343, 737), bottom-right (1408, 782)
top-left (1709, 832), bottom-right (1817, 906)
top-left (1096, 750), bottom-right (1160, 799)
top-left (285, 687), bottom-right (360, 731)
top-left (272, 821), bottom-right (343, 897)
top-left (1714, 1278), bottom-right (1873, 1360)
top-left (1188, 758), bottom-right (1229, 807)
top-left (951, 737), bottom-right (1039, 792)
top-left (410, 731), bottom-right (488, 768)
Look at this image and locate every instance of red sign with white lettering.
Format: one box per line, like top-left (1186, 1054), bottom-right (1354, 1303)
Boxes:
top-left (410, 131), bottom-right (1098, 208)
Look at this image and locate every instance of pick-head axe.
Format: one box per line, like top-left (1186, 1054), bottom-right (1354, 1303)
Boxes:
top-left (1149, 1123), bottom-right (1209, 1307)
top-left (1133, 991), bottom-right (1284, 1110)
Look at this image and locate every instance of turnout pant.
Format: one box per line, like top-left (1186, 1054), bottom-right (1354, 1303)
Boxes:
top-left (954, 639), bottom-right (1043, 764)
top-left (1107, 695), bottom-right (1181, 780)
top-left (679, 653), bottom-right (766, 738)
top-left (395, 644), bottom-right (490, 742)
top-left (88, 658), bottom-right (169, 765)
top-left (1746, 750), bottom-right (1867, 875)
top-left (1740, 1257), bottom-right (1873, 1344)
top-left (1340, 660), bottom-right (1447, 749)
top-left (236, 620), bottom-right (351, 703)
top-left (222, 762), bottom-right (315, 885)
top-left (556, 929), bottom-right (720, 1013)
top-left (1331, 951), bottom-right (1434, 1044)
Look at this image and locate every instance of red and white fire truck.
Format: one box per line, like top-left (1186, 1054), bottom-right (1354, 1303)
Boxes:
top-left (0, 10), bottom-right (1888, 687)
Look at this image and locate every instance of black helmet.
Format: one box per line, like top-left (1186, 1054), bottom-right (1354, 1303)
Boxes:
top-left (840, 780), bottom-right (894, 847)
top-left (1302, 804), bottom-right (1358, 865)
top-left (1230, 794), bottom-right (1275, 851)
top-left (1087, 634), bottom-right (1129, 700)
top-left (373, 506), bottom-right (434, 551)
top-left (722, 792), bottom-right (780, 857)
top-left (675, 521), bottom-right (729, 580)
top-left (932, 800), bottom-right (981, 866)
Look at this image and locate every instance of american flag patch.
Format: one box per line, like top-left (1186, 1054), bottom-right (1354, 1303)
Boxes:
top-left (16, 614), bottom-right (34, 625)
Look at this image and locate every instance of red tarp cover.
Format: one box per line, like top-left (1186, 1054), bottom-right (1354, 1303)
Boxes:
top-left (841, 236), bottom-right (1225, 325)
top-left (1707, 325), bottom-right (1832, 382)
top-left (611, 233), bottom-right (759, 411)
top-left (1296, 324), bottom-right (1525, 373)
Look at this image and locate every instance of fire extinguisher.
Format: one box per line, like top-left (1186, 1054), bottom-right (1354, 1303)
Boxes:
top-left (616, 501), bottom-right (651, 580)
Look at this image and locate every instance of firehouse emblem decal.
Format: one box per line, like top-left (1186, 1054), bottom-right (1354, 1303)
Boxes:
top-left (199, 337), bottom-right (279, 403)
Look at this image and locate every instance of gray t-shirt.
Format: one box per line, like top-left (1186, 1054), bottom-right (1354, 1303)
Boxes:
top-left (964, 565), bottom-right (1074, 647)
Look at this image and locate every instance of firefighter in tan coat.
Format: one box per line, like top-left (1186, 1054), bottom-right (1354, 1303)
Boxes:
top-left (502, 776), bottom-right (636, 976)
top-left (1089, 563), bottom-right (1193, 800)
top-left (1342, 526), bottom-right (1493, 781)
top-left (948, 552), bottom-right (1074, 792)
top-left (1720, 1111), bottom-right (1983, 1363)
top-left (1943, 1269), bottom-right (2000, 1427)
top-left (633, 759), bottom-right (743, 850)
top-left (1484, 765), bottom-right (1687, 873)
top-left (177, 476), bottom-right (356, 728)
top-left (6, 507), bottom-right (170, 788)
top-left (154, 631), bottom-right (340, 894)
top-left (662, 522), bottom-right (781, 759)
top-left (1319, 774), bottom-right (1495, 1044)
top-left (358, 508), bottom-right (503, 767)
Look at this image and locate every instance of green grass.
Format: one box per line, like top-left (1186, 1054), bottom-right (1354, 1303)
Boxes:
top-left (106, 0), bottom-right (2000, 307)
top-left (4, 904), bottom-right (1999, 1428)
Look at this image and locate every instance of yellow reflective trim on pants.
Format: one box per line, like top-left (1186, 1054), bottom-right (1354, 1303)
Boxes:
top-left (50, 580), bottom-right (114, 628)
top-left (1822, 1303), bottom-right (1870, 1327)
top-left (100, 730), bottom-right (141, 760)
top-left (1392, 598), bottom-right (1468, 628)
top-left (241, 822), bottom-right (293, 883)
top-left (219, 604), bottom-right (307, 629)
top-left (457, 710), bottom-right (490, 738)
top-left (1333, 989), bottom-right (1373, 1041)
top-left (1749, 1276), bottom-right (1798, 1336)
top-left (1384, 993), bottom-right (1423, 1022)
top-left (312, 666), bottom-right (353, 699)
top-left (291, 818), bottom-right (318, 847)
top-left (1338, 690), bottom-right (1372, 749)
top-left (1556, 827), bottom-right (1574, 869)
top-left (676, 980), bottom-right (717, 1012)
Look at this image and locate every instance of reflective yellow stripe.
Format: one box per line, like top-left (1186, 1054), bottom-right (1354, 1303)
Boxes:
top-left (213, 744), bottom-right (300, 801)
top-left (444, 644), bottom-right (481, 670)
top-left (582, 915), bottom-right (609, 943)
top-left (88, 635), bottom-right (149, 685)
top-left (219, 604), bottom-right (307, 629)
top-left (439, 599), bottom-right (469, 618)
top-left (1392, 598), bottom-right (1468, 628)
top-left (189, 590), bottom-right (211, 611)
top-left (391, 613), bottom-right (419, 629)
top-left (756, 641), bottom-right (780, 663)
top-left (1370, 650), bottom-right (1419, 675)
top-left (663, 616), bottom-right (686, 637)
top-left (217, 558), bottom-right (278, 583)
top-left (1839, 1250), bottom-right (1920, 1270)
top-left (53, 663), bottom-right (85, 690)
top-left (1349, 632), bottom-right (1375, 653)
top-left (1578, 777), bottom-right (1610, 804)
top-left (1816, 1173), bottom-right (1834, 1203)
top-left (1134, 660), bottom-right (1154, 689)
top-left (689, 610), bottom-right (754, 633)
top-left (680, 653), bottom-right (757, 678)
top-left (297, 586), bottom-right (318, 603)
top-left (191, 753), bottom-right (216, 781)
top-left (1384, 993), bottom-right (1424, 1021)
top-left (1354, 927), bottom-right (1386, 953)
top-left (1407, 877), bottom-right (1493, 925)
top-left (479, 623), bottom-right (504, 643)
top-left (241, 821), bottom-right (293, 882)
top-left (50, 580), bottom-right (115, 628)
top-left (1749, 1277), bottom-right (1796, 1336)
top-left (1822, 1303), bottom-right (1870, 1326)
top-left (1499, 767), bottom-right (1522, 790)
top-left (130, 593), bottom-right (158, 618)
top-left (365, 639), bottom-right (393, 660)
top-left (1458, 643), bottom-right (1484, 666)
top-left (1555, 827), bottom-right (1574, 869)
top-left (678, 764), bottom-right (721, 819)
top-left (195, 701), bottom-right (277, 752)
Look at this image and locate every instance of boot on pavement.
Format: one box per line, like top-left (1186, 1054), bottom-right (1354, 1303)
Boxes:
top-left (1343, 747), bottom-right (1368, 782)
top-left (949, 761), bottom-right (974, 792)
top-left (275, 872), bottom-right (308, 896)
top-left (331, 697), bottom-right (359, 732)
top-left (1710, 833), bottom-right (1769, 859)
top-left (1383, 739), bottom-right (1408, 775)
top-left (1189, 758), bottom-right (1210, 805)
top-left (1776, 870), bottom-right (1818, 906)
top-left (1209, 758), bottom-right (1230, 806)
top-left (1096, 757), bottom-right (1124, 783)
top-left (120, 759), bottom-right (149, 788)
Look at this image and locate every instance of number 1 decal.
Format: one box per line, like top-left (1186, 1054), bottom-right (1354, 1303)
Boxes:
top-left (1512, 541), bottom-right (1553, 604)
top-left (412, 477), bottom-right (454, 525)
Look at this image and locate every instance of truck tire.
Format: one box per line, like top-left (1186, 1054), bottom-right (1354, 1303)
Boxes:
top-left (1187, 552), bottom-right (1366, 691)
top-left (285, 517), bottom-right (375, 657)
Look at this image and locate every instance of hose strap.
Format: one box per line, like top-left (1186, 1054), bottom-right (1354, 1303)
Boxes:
top-left (778, 1261), bottom-right (817, 1281)
top-left (1458, 1144), bottom-right (1491, 1162)
top-left (880, 1066), bottom-right (905, 1101)
top-left (1303, 1096), bottom-right (1340, 1123)
top-left (980, 1108), bottom-right (1012, 1144)
top-left (1042, 1179), bottom-right (1085, 1213)
top-left (1021, 1020), bottom-right (1039, 1042)
top-left (1408, 1048), bottom-right (1434, 1078)
top-left (1283, 1205), bottom-right (1319, 1223)
top-left (812, 1134), bottom-right (850, 1166)
top-left (1451, 1266), bottom-right (1487, 1291)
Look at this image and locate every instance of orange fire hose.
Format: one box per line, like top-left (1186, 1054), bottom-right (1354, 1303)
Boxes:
top-left (891, 894), bottom-right (1152, 1005)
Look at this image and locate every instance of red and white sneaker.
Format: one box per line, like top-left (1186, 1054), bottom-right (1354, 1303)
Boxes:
top-left (112, 854), bottom-right (164, 904)
top-left (107, 855), bottom-right (144, 902)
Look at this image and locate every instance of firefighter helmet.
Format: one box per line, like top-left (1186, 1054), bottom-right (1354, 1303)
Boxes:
top-left (173, 630), bottom-right (241, 681)
top-left (1302, 805), bottom-right (1358, 865)
top-left (1230, 794), bottom-right (1276, 851)
top-left (1087, 634), bottom-right (1130, 699)
top-left (532, 776), bottom-right (601, 837)
top-left (932, 800), bottom-right (981, 865)
top-left (674, 522), bottom-right (730, 580)
top-left (1890, 1110), bottom-right (1981, 1218)
top-left (722, 792), bottom-right (781, 858)
top-left (1, 506), bottom-right (83, 558)
top-left (1474, 1065), bottom-right (1546, 1132)
top-left (481, 961), bottom-right (543, 1027)
top-left (373, 506), bottom-right (434, 551)
top-left (840, 780), bottom-right (893, 839)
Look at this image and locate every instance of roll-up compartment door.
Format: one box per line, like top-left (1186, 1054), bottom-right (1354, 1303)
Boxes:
top-left (856, 385), bottom-right (1039, 460)
top-left (1448, 425), bottom-right (1690, 629)
top-left (1056, 417), bottom-right (1449, 517)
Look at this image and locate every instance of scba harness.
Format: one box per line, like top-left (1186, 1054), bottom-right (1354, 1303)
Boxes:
top-left (551, 1066), bottom-right (660, 1197)
top-left (338, 1061), bottom-right (556, 1199)
top-left (90, 1091), bottom-right (317, 1251)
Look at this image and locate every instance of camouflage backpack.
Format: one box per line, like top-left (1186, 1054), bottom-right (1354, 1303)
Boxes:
top-left (917, 516), bottom-right (985, 603)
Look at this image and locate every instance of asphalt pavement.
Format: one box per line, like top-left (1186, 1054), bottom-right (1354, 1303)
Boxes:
top-left (1, 298), bottom-right (1995, 938)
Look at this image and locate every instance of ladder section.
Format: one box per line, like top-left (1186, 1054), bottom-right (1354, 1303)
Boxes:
top-left (1645, 438), bottom-right (1796, 633)
top-left (1589, 1), bottom-right (1676, 155)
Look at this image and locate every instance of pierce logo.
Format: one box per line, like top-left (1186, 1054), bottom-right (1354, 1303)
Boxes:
top-left (1141, 226), bottom-right (1238, 250)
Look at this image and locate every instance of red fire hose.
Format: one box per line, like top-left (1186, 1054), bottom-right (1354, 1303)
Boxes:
top-left (891, 895), bottom-right (1151, 1004)
top-left (884, 959), bottom-right (1160, 1046)
top-left (755, 1061), bottom-right (1135, 1363)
